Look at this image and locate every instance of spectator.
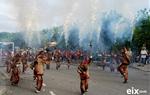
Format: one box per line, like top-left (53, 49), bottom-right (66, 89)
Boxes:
top-left (140, 47), bottom-right (148, 66)
top-left (146, 51), bottom-right (150, 64)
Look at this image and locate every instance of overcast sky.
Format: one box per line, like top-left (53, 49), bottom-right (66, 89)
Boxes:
top-left (0, 0), bottom-right (149, 32)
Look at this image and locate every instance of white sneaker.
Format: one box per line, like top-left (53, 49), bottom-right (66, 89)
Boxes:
top-left (42, 83), bottom-right (46, 87)
top-left (35, 89), bottom-right (40, 93)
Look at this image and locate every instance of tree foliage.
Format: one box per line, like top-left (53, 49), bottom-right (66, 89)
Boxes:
top-left (132, 9), bottom-right (150, 51)
top-left (67, 26), bottom-right (79, 50)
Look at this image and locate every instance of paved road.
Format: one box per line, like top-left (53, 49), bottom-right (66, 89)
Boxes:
top-left (1, 62), bottom-right (150, 95)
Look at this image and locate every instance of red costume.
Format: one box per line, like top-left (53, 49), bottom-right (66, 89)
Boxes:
top-left (77, 56), bottom-right (92, 94)
top-left (21, 52), bottom-right (28, 73)
top-left (54, 49), bottom-right (62, 70)
top-left (118, 48), bottom-right (130, 83)
top-left (34, 51), bottom-right (47, 93)
top-left (66, 51), bottom-right (72, 69)
top-left (10, 53), bottom-right (21, 85)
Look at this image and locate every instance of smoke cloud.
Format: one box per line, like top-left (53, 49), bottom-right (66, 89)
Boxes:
top-left (3, 0), bottom-right (148, 49)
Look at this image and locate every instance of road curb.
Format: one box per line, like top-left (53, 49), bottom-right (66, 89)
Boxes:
top-left (0, 86), bottom-right (6, 95)
top-left (130, 66), bottom-right (150, 72)
top-left (0, 69), bottom-right (8, 95)
top-left (0, 69), bottom-right (9, 79)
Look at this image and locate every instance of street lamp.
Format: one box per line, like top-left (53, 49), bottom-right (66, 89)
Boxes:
top-left (46, 41), bottom-right (57, 70)
top-left (89, 40), bottom-right (92, 57)
top-left (89, 41), bottom-right (92, 48)
top-left (49, 41), bottom-right (57, 47)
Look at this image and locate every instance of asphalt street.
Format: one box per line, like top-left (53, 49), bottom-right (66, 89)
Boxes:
top-left (1, 62), bottom-right (150, 95)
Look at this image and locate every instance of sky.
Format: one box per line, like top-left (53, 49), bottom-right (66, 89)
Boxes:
top-left (0, 0), bottom-right (149, 32)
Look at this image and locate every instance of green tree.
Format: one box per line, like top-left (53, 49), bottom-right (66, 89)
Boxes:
top-left (132, 9), bottom-right (150, 51)
top-left (51, 26), bottom-right (61, 42)
top-left (67, 26), bottom-right (79, 50)
top-left (57, 34), bottom-right (66, 49)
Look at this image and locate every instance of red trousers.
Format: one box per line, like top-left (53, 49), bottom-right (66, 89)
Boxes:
top-left (118, 64), bottom-right (128, 81)
top-left (22, 63), bottom-right (27, 73)
top-left (80, 79), bottom-right (88, 94)
top-left (80, 73), bottom-right (89, 94)
top-left (36, 74), bottom-right (43, 91)
top-left (10, 67), bottom-right (20, 85)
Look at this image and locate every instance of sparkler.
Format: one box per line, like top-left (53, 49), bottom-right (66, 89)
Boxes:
top-left (63, 2), bottom-right (79, 46)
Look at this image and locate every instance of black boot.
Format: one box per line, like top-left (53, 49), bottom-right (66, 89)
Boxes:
top-left (123, 80), bottom-right (127, 84)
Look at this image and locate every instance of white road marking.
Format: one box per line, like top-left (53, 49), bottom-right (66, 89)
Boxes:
top-left (49, 91), bottom-right (56, 95)
top-left (42, 88), bottom-right (46, 92)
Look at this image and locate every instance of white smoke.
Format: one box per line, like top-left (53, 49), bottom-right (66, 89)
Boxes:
top-left (11, 0), bottom-right (42, 47)
top-left (4, 0), bottom-right (148, 49)
top-left (63, 1), bottom-right (79, 46)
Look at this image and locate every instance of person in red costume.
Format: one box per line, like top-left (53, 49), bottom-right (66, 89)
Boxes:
top-left (118, 47), bottom-right (131, 83)
top-left (10, 53), bottom-right (21, 86)
top-left (77, 56), bottom-right (92, 95)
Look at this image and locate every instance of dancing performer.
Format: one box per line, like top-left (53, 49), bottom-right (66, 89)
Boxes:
top-left (66, 50), bottom-right (72, 69)
top-left (34, 51), bottom-right (47, 93)
top-left (21, 51), bottom-right (28, 73)
top-left (5, 51), bottom-right (12, 73)
top-left (54, 49), bottom-right (62, 70)
top-left (118, 47), bottom-right (131, 83)
top-left (77, 56), bottom-right (92, 95)
top-left (10, 53), bottom-right (21, 85)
